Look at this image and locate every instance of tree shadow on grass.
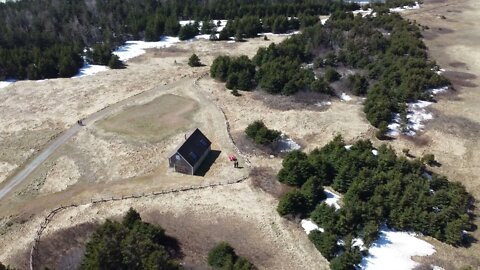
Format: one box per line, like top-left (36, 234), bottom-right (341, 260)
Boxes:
top-left (195, 150), bottom-right (221, 177)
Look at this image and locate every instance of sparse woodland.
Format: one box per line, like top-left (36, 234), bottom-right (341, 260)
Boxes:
top-left (276, 136), bottom-right (473, 268)
top-left (211, 8), bottom-right (450, 135)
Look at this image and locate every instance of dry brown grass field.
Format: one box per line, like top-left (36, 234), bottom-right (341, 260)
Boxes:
top-left (0, 1), bottom-right (479, 268)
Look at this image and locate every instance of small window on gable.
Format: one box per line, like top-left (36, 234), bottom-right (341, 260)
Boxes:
top-left (189, 152), bottom-right (197, 160)
top-left (199, 139), bottom-right (207, 146)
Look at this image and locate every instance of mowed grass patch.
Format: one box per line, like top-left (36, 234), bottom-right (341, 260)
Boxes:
top-left (98, 94), bottom-right (199, 142)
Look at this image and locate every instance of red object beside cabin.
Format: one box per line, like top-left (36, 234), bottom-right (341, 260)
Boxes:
top-left (228, 154), bottom-right (237, 161)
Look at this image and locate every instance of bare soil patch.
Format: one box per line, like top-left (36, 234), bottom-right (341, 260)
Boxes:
top-left (35, 222), bottom-right (99, 269)
top-left (249, 167), bottom-right (293, 199)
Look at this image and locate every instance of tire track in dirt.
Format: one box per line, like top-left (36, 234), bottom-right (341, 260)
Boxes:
top-left (0, 79), bottom-right (187, 201)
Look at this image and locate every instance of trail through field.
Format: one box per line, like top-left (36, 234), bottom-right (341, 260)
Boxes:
top-left (0, 79), bottom-right (188, 201)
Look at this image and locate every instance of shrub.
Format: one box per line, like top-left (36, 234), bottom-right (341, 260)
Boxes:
top-left (245, 120), bottom-right (280, 146)
top-left (108, 55), bottom-right (123, 69)
top-left (325, 68), bottom-right (341, 83)
top-left (277, 150), bottom-right (314, 186)
top-left (348, 74), bottom-right (369, 96)
top-left (310, 203), bottom-right (337, 232)
top-left (179, 24), bottom-right (199, 40)
top-left (188, 54), bottom-right (202, 67)
top-left (208, 242), bottom-right (254, 270)
top-left (421, 153), bottom-right (436, 166)
top-left (308, 230), bottom-right (339, 260)
top-left (277, 190), bottom-right (308, 216)
top-left (301, 177), bottom-right (327, 210)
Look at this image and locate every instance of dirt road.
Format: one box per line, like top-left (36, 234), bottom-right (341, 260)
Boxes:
top-left (0, 79), bottom-right (187, 201)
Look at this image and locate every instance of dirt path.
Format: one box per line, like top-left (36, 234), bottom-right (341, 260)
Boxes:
top-left (0, 79), bottom-right (187, 201)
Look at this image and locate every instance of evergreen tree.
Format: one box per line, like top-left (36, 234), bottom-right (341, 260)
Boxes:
top-left (188, 54), bottom-right (202, 67)
top-left (308, 230), bottom-right (339, 260)
top-left (277, 190), bottom-right (308, 216)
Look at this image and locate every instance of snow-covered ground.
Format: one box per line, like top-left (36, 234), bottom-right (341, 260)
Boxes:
top-left (276, 134), bottom-right (301, 153)
top-left (359, 228), bottom-right (435, 270)
top-left (353, 8), bottom-right (376, 17)
top-left (388, 100), bottom-right (434, 136)
top-left (0, 80), bottom-right (15, 89)
top-left (340, 93), bottom-right (353, 101)
top-left (324, 189), bottom-right (341, 209)
top-left (179, 20), bottom-right (228, 32)
top-left (320, 16), bottom-right (331, 25)
top-left (389, 2), bottom-right (421, 13)
top-left (113, 36), bottom-right (180, 62)
top-left (73, 63), bottom-right (109, 78)
top-left (429, 86), bottom-right (449, 95)
top-left (301, 219), bottom-right (324, 234)
top-left (301, 220), bottom-right (437, 270)
top-left (316, 101), bottom-right (332, 107)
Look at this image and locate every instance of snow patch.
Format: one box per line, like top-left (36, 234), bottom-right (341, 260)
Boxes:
top-left (113, 36), bottom-right (180, 61)
top-left (179, 20), bottom-right (228, 32)
top-left (345, 145), bottom-right (353, 150)
top-left (260, 31), bottom-right (300, 37)
top-left (316, 101), bottom-right (332, 107)
top-left (73, 63), bottom-right (108, 78)
top-left (359, 227), bottom-right (435, 270)
top-left (372, 149), bottom-right (378, 156)
top-left (301, 219), bottom-right (324, 234)
top-left (428, 86), bottom-right (449, 95)
top-left (324, 190), bottom-right (341, 210)
top-left (320, 16), bottom-right (331, 25)
top-left (276, 134), bottom-right (301, 153)
top-left (0, 80), bottom-right (15, 89)
top-left (353, 238), bottom-right (367, 251)
top-left (390, 2), bottom-right (421, 12)
top-left (353, 8), bottom-right (376, 17)
top-left (340, 93), bottom-right (353, 101)
top-left (388, 100), bottom-right (434, 136)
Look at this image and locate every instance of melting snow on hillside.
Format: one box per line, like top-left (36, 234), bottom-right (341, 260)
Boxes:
top-left (301, 219), bottom-right (324, 234)
top-left (0, 80), bottom-right (15, 89)
top-left (179, 20), bottom-right (228, 32)
top-left (340, 93), bottom-right (353, 101)
top-left (388, 100), bottom-right (434, 136)
top-left (324, 190), bottom-right (341, 209)
top-left (358, 228), bottom-right (435, 270)
top-left (113, 37), bottom-right (180, 61)
top-left (390, 2), bottom-right (421, 13)
top-left (276, 134), bottom-right (301, 153)
top-left (74, 64), bottom-right (109, 78)
top-left (353, 8), bottom-right (376, 17)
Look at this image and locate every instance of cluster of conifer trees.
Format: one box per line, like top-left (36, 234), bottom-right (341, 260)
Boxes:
top-left (276, 136), bottom-right (473, 269)
top-left (0, 0), bottom-right (360, 80)
top-left (208, 242), bottom-right (255, 270)
top-left (81, 208), bottom-right (182, 269)
top-left (211, 7), bottom-right (450, 135)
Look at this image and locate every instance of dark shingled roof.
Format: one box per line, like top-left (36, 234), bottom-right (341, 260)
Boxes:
top-left (172, 129), bottom-right (211, 167)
